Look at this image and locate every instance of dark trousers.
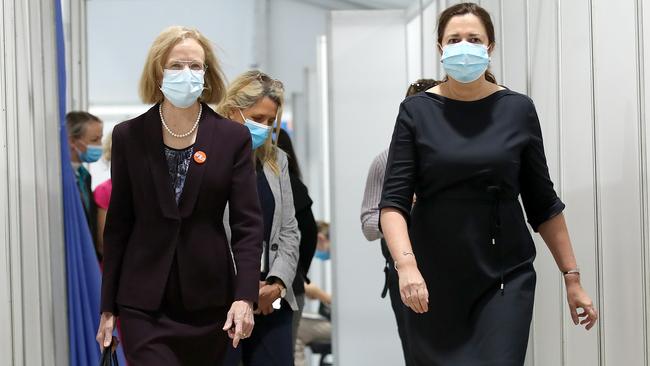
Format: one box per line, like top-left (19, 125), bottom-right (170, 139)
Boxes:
top-left (382, 239), bottom-right (414, 366)
top-left (223, 302), bottom-right (294, 366)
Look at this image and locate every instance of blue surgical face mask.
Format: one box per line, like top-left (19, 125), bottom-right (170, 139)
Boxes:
top-left (78, 144), bottom-right (103, 163)
top-left (160, 68), bottom-right (205, 108)
top-left (240, 110), bottom-right (271, 149)
top-left (440, 41), bottom-right (490, 83)
top-left (314, 249), bottom-right (330, 261)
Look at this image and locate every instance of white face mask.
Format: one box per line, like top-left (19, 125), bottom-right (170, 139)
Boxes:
top-left (160, 69), bottom-right (205, 108)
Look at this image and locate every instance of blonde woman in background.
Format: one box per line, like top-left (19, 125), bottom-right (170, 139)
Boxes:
top-left (218, 71), bottom-right (300, 366)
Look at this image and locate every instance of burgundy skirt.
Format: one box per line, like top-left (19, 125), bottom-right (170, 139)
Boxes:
top-left (118, 259), bottom-right (230, 365)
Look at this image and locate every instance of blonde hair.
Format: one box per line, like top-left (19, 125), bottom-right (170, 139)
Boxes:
top-left (217, 70), bottom-right (285, 175)
top-left (139, 26), bottom-right (226, 105)
top-left (102, 131), bottom-right (113, 163)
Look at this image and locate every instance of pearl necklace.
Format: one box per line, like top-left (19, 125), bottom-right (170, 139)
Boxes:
top-left (159, 103), bottom-right (202, 138)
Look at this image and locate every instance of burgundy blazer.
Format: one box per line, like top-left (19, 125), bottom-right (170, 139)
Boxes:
top-left (100, 103), bottom-right (263, 314)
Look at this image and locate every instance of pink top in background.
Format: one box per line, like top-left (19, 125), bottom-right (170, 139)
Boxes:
top-left (93, 179), bottom-right (112, 210)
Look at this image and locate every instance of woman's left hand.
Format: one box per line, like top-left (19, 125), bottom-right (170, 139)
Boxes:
top-left (565, 276), bottom-right (598, 330)
top-left (257, 281), bottom-right (281, 315)
top-left (223, 300), bottom-right (254, 348)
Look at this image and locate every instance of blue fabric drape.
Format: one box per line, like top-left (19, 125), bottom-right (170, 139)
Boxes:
top-left (54, 1), bottom-right (126, 364)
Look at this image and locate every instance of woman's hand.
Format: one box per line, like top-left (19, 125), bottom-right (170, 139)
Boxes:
top-left (397, 261), bottom-right (429, 314)
top-left (223, 300), bottom-right (255, 348)
top-left (95, 312), bottom-right (116, 351)
top-left (257, 281), bottom-right (281, 315)
top-left (565, 275), bottom-right (598, 330)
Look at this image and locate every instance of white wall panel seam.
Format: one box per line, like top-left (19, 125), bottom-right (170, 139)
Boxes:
top-left (38, 1), bottom-right (56, 362)
top-left (17, 0), bottom-right (30, 362)
top-left (29, 1), bottom-right (46, 363)
top-left (403, 10), bottom-right (412, 83)
top-left (44, 1), bottom-right (69, 362)
top-left (18, 2), bottom-right (31, 362)
top-left (588, 0), bottom-right (605, 363)
top-left (498, 0), bottom-right (505, 84)
top-left (325, 12), bottom-right (337, 360)
top-left (419, 0), bottom-right (424, 78)
top-left (80, 0), bottom-right (89, 110)
top-left (8, 0), bottom-right (25, 363)
top-left (524, 0), bottom-right (531, 95)
top-left (634, 0), bottom-right (650, 363)
top-left (322, 34), bottom-right (331, 222)
top-left (555, 1), bottom-right (567, 365)
top-left (0, 0), bottom-right (14, 363)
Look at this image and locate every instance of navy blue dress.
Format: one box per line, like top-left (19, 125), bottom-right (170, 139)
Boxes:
top-left (379, 89), bottom-right (565, 365)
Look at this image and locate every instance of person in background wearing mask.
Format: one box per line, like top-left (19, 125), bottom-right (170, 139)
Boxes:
top-left (380, 3), bottom-right (597, 365)
top-left (360, 78), bottom-right (438, 366)
top-left (313, 221), bottom-right (331, 261)
top-left (218, 70), bottom-right (300, 366)
top-left (66, 111), bottom-right (104, 260)
top-left (96, 26), bottom-right (264, 365)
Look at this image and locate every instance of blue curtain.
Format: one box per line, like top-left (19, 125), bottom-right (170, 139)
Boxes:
top-left (54, 1), bottom-right (126, 364)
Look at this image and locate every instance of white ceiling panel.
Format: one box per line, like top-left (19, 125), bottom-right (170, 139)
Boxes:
top-left (292, 0), bottom-right (419, 10)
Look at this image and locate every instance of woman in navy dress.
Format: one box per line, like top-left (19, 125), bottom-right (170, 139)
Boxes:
top-left (379, 4), bottom-right (598, 365)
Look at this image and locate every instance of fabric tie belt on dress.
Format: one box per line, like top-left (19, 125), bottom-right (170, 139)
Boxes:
top-left (435, 186), bottom-right (518, 296)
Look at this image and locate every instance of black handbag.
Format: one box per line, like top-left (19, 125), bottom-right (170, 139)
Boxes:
top-left (318, 301), bottom-right (331, 321)
top-left (99, 337), bottom-right (119, 366)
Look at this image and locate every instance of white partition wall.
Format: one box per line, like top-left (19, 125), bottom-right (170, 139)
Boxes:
top-left (328, 9), bottom-right (409, 366)
top-left (591, 0), bottom-right (647, 363)
top-left (0, 1), bottom-right (68, 365)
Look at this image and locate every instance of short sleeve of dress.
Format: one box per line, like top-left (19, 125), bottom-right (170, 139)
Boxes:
top-left (519, 102), bottom-right (565, 232)
top-left (93, 179), bottom-right (113, 210)
top-left (379, 102), bottom-right (417, 225)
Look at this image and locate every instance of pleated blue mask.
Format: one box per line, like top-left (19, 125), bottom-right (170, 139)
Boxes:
top-left (314, 250), bottom-right (330, 261)
top-left (240, 110), bottom-right (271, 150)
top-left (160, 69), bottom-right (205, 108)
top-left (440, 41), bottom-right (490, 83)
top-left (78, 144), bottom-right (103, 163)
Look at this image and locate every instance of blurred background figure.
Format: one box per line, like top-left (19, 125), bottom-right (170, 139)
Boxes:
top-left (93, 131), bottom-right (112, 258)
top-left (219, 70), bottom-right (301, 366)
top-left (275, 128), bottom-right (319, 352)
top-left (295, 221), bottom-right (332, 366)
top-left (359, 78), bottom-right (438, 366)
top-left (66, 111), bottom-right (104, 261)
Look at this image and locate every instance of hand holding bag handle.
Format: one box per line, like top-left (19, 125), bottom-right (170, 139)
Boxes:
top-left (99, 336), bottom-right (119, 366)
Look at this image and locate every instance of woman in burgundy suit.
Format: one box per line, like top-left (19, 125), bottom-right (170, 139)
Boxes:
top-left (95, 26), bottom-right (264, 365)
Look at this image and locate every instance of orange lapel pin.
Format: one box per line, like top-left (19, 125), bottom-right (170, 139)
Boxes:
top-left (193, 150), bottom-right (207, 164)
